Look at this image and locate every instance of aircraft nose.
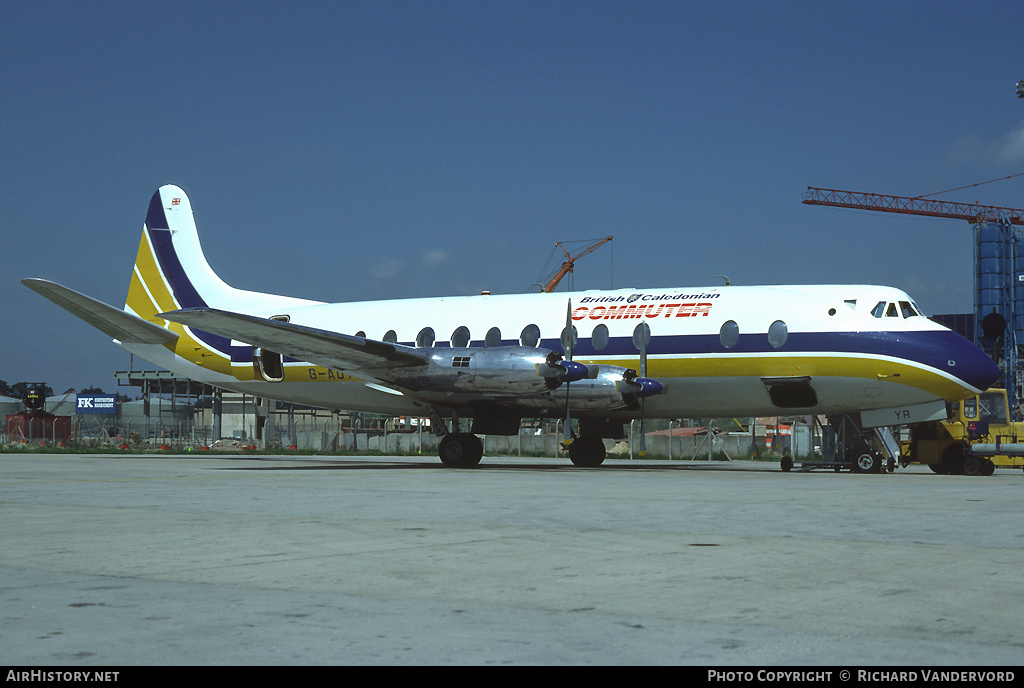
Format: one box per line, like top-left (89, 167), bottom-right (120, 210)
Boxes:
top-left (946, 335), bottom-right (1002, 392)
top-left (963, 346), bottom-right (1002, 391)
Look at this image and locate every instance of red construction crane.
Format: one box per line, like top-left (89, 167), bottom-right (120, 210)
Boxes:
top-left (801, 187), bottom-right (1024, 225)
top-left (540, 236), bottom-right (613, 293)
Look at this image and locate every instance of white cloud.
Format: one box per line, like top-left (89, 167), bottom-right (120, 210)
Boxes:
top-left (368, 259), bottom-right (403, 280)
top-left (948, 119), bottom-right (1024, 165)
top-left (421, 250), bottom-right (450, 267)
top-left (994, 119), bottom-right (1024, 163)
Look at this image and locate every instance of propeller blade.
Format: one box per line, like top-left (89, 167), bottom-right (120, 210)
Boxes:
top-left (562, 299), bottom-right (575, 448)
top-left (626, 323), bottom-right (651, 456)
top-left (637, 323), bottom-right (649, 456)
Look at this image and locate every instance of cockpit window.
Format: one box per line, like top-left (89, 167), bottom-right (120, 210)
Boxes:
top-left (872, 300), bottom-right (922, 319)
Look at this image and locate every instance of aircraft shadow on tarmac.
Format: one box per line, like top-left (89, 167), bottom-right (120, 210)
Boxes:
top-left (215, 458), bottom-right (780, 473)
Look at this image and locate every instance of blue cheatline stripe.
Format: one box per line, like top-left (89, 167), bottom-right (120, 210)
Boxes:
top-left (145, 191), bottom-right (169, 230)
top-left (143, 222), bottom-right (248, 362)
top-left (433, 328), bottom-right (996, 391)
top-left (146, 227), bottom-right (207, 310)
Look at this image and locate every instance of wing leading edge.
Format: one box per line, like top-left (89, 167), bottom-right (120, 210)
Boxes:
top-left (23, 278), bottom-right (178, 345)
top-left (159, 307), bottom-right (429, 376)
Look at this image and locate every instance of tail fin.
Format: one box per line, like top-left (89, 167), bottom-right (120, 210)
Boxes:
top-left (126, 185), bottom-right (235, 322)
top-left (123, 186), bottom-right (319, 380)
top-left (126, 185), bottom-right (317, 321)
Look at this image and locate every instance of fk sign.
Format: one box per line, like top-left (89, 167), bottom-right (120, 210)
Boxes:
top-left (76, 394), bottom-right (117, 414)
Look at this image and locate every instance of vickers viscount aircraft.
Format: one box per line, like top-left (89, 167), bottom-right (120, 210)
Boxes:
top-left (24, 185), bottom-right (1000, 468)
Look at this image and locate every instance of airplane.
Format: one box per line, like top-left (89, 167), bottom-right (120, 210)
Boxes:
top-left (24, 184), bottom-right (1001, 468)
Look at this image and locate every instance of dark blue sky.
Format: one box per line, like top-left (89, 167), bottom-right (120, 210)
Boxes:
top-left (4, 1), bottom-right (1024, 394)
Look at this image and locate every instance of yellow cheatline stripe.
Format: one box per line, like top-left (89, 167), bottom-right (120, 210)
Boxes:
top-left (583, 353), bottom-right (975, 400)
top-left (124, 230), bottom-right (244, 378)
top-left (127, 231), bottom-right (178, 317)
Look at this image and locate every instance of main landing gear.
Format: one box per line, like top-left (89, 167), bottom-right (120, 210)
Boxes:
top-left (438, 432), bottom-right (484, 468)
top-left (431, 411), bottom-right (613, 468)
top-left (436, 432), bottom-right (608, 467)
top-left (567, 435), bottom-right (606, 467)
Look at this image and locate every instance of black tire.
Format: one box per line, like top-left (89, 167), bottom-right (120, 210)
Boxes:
top-left (569, 436), bottom-right (606, 467)
top-left (780, 455), bottom-right (793, 472)
top-left (439, 433), bottom-right (483, 468)
top-left (852, 452), bottom-right (881, 474)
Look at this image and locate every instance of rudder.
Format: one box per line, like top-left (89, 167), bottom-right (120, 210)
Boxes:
top-left (125, 185), bottom-right (234, 324)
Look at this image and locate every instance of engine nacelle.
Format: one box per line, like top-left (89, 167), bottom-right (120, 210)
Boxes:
top-left (383, 346), bottom-right (662, 413)
top-left (384, 346), bottom-right (582, 395)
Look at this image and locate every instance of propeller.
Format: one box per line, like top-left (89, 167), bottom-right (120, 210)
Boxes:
top-left (539, 350), bottom-right (587, 385)
top-left (561, 299), bottom-right (578, 448)
top-left (634, 322), bottom-right (651, 456)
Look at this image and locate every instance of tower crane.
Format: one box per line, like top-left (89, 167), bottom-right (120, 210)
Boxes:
top-left (801, 187), bottom-right (1024, 225)
top-left (533, 236), bottom-right (613, 293)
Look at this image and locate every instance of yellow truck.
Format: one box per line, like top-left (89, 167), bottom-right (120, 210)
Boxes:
top-left (901, 388), bottom-right (1024, 475)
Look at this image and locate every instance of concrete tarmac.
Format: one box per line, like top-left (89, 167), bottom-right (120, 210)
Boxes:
top-left (1, 453), bottom-right (1022, 666)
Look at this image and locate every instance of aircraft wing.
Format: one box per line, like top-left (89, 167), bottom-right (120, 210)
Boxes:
top-left (160, 307), bottom-right (429, 374)
top-left (22, 278), bottom-right (179, 345)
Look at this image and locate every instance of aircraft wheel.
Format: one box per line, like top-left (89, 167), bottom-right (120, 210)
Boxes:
top-left (963, 456), bottom-right (983, 477)
top-left (569, 436), bottom-right (606, 467)
top-left (439, 433), bottom-right (483, 468)
top-left (851, 452), bottom-right (881, 474)
top-left (780, 455), bottom-right (793, 472)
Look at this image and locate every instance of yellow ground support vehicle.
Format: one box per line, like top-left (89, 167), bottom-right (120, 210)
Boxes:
top-left (901, 389), bottom-right (1024, 475)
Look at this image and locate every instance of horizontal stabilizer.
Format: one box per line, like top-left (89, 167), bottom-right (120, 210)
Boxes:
top-left (159, 307), bottom-right (429, 373)
top-left (22, 278), bottom-right (178, 345)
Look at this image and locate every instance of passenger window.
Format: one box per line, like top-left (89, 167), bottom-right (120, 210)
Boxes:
top-left (592, 324), bottom-right (609, 351)
top-left (768, 320), bottom-right (788, 348)
top-left (520, 324), bottom-right (541, 347)
top-left (719, 320), bottom-right (739, 349)
top-left (871, 302), bottom-right (886, 318)
top-left (632, 323), bottom-right (651, 351)
top-left (485, 327), bottom-right (502, 348)
top-left (899, 301), bottom-right (918, 318)
top-left (451, 326), bottom-right (470, 348)
top-left (416, 327), bottom-right (435, 348)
